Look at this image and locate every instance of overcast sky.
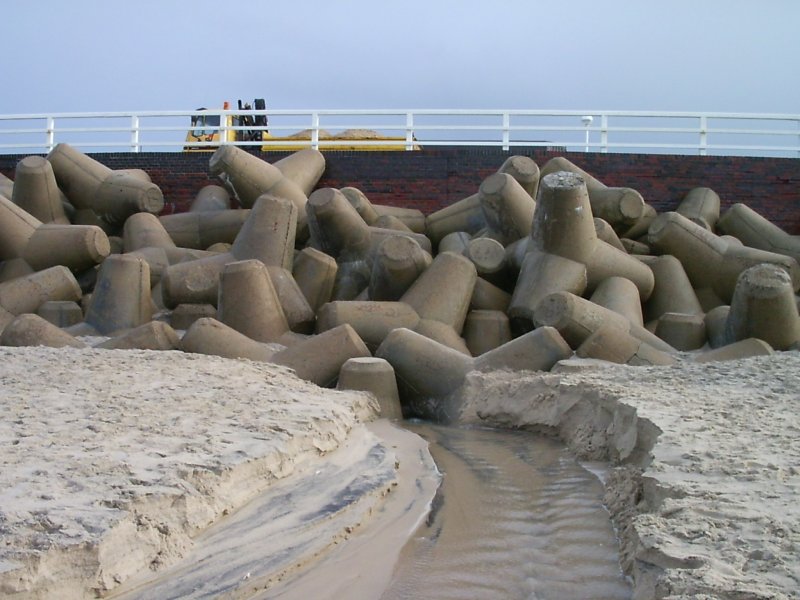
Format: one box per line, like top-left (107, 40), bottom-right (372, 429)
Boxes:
top-left (2, 0), bottom-right (798, 115)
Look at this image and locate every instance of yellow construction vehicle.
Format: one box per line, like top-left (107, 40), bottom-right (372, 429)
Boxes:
top-left (184, 99), bottom-right (416, 151)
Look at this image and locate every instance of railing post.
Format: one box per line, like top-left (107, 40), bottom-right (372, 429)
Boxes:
top-left (581, 115), bottom-right (594, 152)
top-left (46, 116), bottom-right (55, 152)
top-left (130, 115), bottom-right (140, 152)
top-left (311, 112), bottom-right (320, 150)
top-left (405, 112), bottom-right (414, 151)
top-left (699, 115), bottom-right (708, 156)
top-left (600, 115), bottom-right (608, 153)
top-left (218, 109), bottom-right (228, 146)
top-left (502, 112), bottom-right (510, 151)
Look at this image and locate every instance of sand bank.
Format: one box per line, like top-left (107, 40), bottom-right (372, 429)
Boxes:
top-left (0, 347), bottom-right (399, 598)
top-left (452, 353), bottom-right (800, 599)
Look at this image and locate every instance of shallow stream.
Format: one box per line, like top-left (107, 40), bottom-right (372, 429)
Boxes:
top-left (380, 422), bottom-right (631, 600)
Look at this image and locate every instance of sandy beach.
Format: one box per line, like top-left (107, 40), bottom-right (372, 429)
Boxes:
top-left (1, 346), bottom-right (799, 599)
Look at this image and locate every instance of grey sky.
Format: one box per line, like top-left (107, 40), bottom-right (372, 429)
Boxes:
top-left (2, 0), bottom-right (798, 114)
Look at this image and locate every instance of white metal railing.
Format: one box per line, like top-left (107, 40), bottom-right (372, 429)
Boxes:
top-left (0, 108), bottom-right (798, 157)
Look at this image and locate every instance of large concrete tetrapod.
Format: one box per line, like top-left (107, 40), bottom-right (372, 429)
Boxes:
top-left (0, 193), bottom-right (41, 260)
top-left (533, 291), bottom-right (675, 353)
top-left (539, 156), bottom-right (645, 230)
top-left (180, 317), bottom-right (278, 362)
top-left (425, 193), bottom-right (487, 247)
top-left (704, 305), bottom-right (730, 349)
top-left (316, 301), bottom-right (420, 351)
top-left (376, 327), bottom-right (473, 419)
top-left (273, 148), bottom-right (326, 197)
top-left (399, 251), bottom-right (476, 353)
top-left (307, 188), bottom-right (371, 259)
top-left (717, 203), bottom-right (800, 265)
top-left (218, 259), bottom-right (290, 343)
top-left (590, 277), bottom-right (644, 327)
top-left (647, 211), bottom-right (800, 303)
top-left (11, 156), bottom-right (69, 224)
top-left (654, 313), bottom-right (707, 351)
top-left (723, 263), bottom-right (800, 350)
top-left (272, 324), bottom-right (371, 387)
top-left (124, 212), bottom-right (178, 252)
top-left (369, 235), bottom-right (431, 301)
top-left (473, 326), bottom-right (572, 372)
top-left (0, 313), bottom-right (87, 349)
top-left (83, 255), bottom-right (152, 335)
top-left (95, 321), bottom-right (180, 351)
top-left (498, 155), bottom-right (540, 198)
top-left (23, 224), bottom-right (110, 272)
top-left (638, 255), bottom-right (703, 324)
top-left (531, 171), bottom-right (654, 297)
top-left (337, 357), bottom-right (403, 420)
top-left (190, 185), bottom-right (232, 212)
top-left (478, 173), bottom-right (536, 245)
top-left (37, 300), bottom-right (83, 327)
top-left (471, 277), bottom-right (512, 312)
top-left (209, 145), bottom-right (308, 238)
top-left (0, 266), bottom-right (82, 316)
top-left (676, 187), bottom-right (720, 231)
top-left (47, 143), bottom-right (163, 225)
top-left (161, 195), bottom-right (298, 308)
top-left (462, 310), bottom-right (511, 356)
top-left (158, 210), bottom-right (250, 250)
top-left (576, 324), bottom-right (677, 366)
top-left (465, 238), bottom-right (509, 289)
top-left (292, 247), bottom-right (338, 312)
top-left (693, 338), bottom-right (774, 363)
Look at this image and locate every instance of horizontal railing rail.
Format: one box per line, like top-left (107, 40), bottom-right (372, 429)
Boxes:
top-left (0, 109), bottom-right (798, 157)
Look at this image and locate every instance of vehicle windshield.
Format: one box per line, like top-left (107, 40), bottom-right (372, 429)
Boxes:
top-left (191, 112), bottom-right (221, 137)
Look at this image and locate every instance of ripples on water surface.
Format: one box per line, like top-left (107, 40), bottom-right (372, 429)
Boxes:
top-left (382, 423), bottom-right (631, 600)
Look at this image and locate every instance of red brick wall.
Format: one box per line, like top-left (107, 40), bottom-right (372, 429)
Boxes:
top-left (2, 148), bottom-right (798, 233)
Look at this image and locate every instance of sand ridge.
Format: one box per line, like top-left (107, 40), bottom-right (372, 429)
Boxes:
top-left (452, 353), bottom-right (800, 599)
top-left (0, 346), bottom-right (378, 598)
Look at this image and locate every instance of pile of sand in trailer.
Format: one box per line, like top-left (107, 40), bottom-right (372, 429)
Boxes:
top-left (452, 352), bottom-right (800, 600)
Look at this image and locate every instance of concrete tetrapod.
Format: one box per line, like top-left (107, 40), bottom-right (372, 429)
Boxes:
top-left (693, 338), bottom-right (774, 363)
top-left (533, 291), bottom-right (676, 353)
top-left (368, 235), bottom-right (431, 301)
top-left (589, 276), bottom-right (644, 327)
top-left (704, 305), bottom-right (730, 349)
top-left (209, 145), bottom-right (309, 238)
top-left (273, 148), bottom-right (326, 197)
top-left (425, 193), bottom-right (486, 247)
top-left (0, 266), bottom-right (82, 316)
top-left (47, 143), bottom-right (163, 225)
top-left (158, 210), bottom-right (250, 250)
top-left (376, 327), bottom-right (473, 420)
top-left (498, 155), bottom-right (540, 198)
top-left (462, 310), bottom-right (512, 356)
top-left (576, 324), bottom-right (677, 366)
top-left (717, 203), bottom-right (800, 265)
top-left (316, 301), bottom-right (420, 352)
top-left (161, 194), bottom-right (298, 308)
top-left (190, 185), bottom-right (231, 212)
top-left (723, 263), bottom-right (800, 351)
top-left (217, 259), bottom-right (290, 343)
top-left (337, 357), bottom-right (403, 420)
top-left (11, 156), bottom-right (69, 224)
top-left (647, 211), bottom-right (800, 303)
top-left (180, 317), bottom-right (279, 362)
top-left (292, 247), bottom-right (338, 313)
top-left (0, 313), bottom-right (87, 349)
top-left (478, 173), bottom-right (536, 245)
top-left (22, 224), bottom-right (110, 272)
top-left (638, 255), bottom-right (704, 324)
top-left (82, 255), bottom-right (152, 335)
top-left (376, 326), bottom-right (573, 419)
top-left (95, 321), bottom-right (180, 351)
top-left (654, 313), bottom-right (707, 351)
top-left (530, 171), bottom-right (654, 298)
top-left (36, 301), bottom-right (83, 328)
top-left (0, 193), bottom-right (43, 260)
top-left (676, 187), bottom-right (720, 231)
top-left (465, 238), bottom-right (509, 289)
top-left (539, 156), bottom-right (645, 230)
top-left (271, 324), bottom-right (371, 387)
